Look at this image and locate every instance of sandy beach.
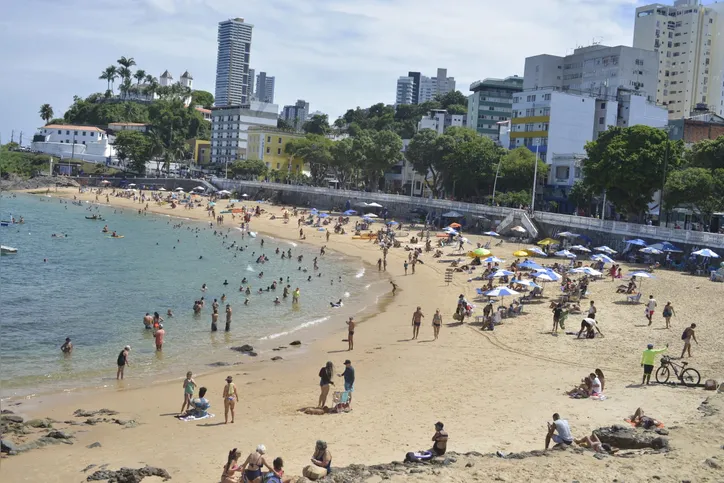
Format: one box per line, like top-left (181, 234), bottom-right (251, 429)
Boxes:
top-left (2, 186), bottom-right (723, 482)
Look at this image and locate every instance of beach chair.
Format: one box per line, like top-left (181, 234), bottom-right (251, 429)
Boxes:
top-left (483, 241), bottom-right (491, 249)
top-left (626, 293), bottom-right (642, 304)
top-left (333, 390), bottom-right (351, 412)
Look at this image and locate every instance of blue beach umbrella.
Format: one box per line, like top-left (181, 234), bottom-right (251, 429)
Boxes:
top-left (318, 213), bottom-right (329, 218)
top-left (343, 210), bottom-right (357, 216)
top-left (518, 260), bottom-right (542, 270)
top-left (481, 256), bottom-right (505, 264)
top-left (386, 220), bottom-right (399, 226)
top-left (625, 239), bottom-right (647, 247)
top-left (487, 269), bottom-right (515, 279)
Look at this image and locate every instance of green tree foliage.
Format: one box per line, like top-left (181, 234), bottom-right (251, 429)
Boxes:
top-left (687, 135), bottom-right (724, 170)
top-left (113, 130), bottom-right (150, 174)
top-left (664, 167), bottom-right (724, 221)
top-left (437, 127), bottom-right (501, 198)
top-left (405, 129), bottom-right (447, 196)
top-left (582, 125), bottom-right (683, 217)
top-left (361, 130), bottom-right (404, 190)
top-left (231, 159), bottom-right (267, 179)
top-left (435, 90), bottom-right (468, 110)
top-left (39, 104), bottom-right (54, 123)
top-left (277, 118), bottom-right (294, 131)
top-left (329, 137), bottom-right (363, 189)
top-left (190, 90), bottom-right (214, 109)
top-left (285, 135), bottom-right (333, 185)
top-left (495, 190), bottom-right (531, 208)
top-left (0, 144), bottom-right (56, 178)
top-left (302, 114), bottom-right (331, 135)
top-left (567, 181), bottom-right (595, 213)
top-left (496, 147), bottom-right (549, 193)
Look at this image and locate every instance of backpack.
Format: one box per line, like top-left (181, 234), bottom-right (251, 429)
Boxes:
top-left (681, 330), bottom-right (688, 340)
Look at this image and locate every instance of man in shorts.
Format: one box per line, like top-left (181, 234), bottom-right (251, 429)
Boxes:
top-left (646, 295), bottom-right (657, 324)
top-left (345, 317), bottom-right (355, 351)
top-left (680, 324), bottom-right (698, 358)
top-left (338, 359), bottom-right (355, 404)
top-left (641, 343), bottom-right (667, 385)
top-left (545, 413), bottom-right (573, 449)
top-left (411, 307), bottom-right (424, 340)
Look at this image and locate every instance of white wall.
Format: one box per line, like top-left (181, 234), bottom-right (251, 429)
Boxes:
top-left (621, 95), bottom-right (669, 128)
top-left (547, 92), bottom-right (595, 164)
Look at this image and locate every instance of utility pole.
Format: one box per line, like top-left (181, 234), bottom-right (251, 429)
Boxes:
top-left (531, 143), bottom-right (539, 213)
top-left (660, 132), bottom-right (670, 227)
top-left (491, 158), bottom-right (502, 205)
top-left (11, 130), bottom-right (15, 143)
top-left (19, 131), bottom-right (23, 147)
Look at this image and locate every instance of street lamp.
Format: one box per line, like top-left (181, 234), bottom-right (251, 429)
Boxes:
top-left (659, 126), bottom-right (673, 227)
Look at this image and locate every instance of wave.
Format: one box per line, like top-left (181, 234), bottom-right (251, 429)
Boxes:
top-left (246, 265), bottom-right (255, 272)
top-left (259, 316), bottom-right (330, 340)
top-left (287, 241), bottom-right (298, 247)
top-left (355, 268), bottom-right (365, 279)
top-left (344, 292), bottom-right (350, 298)
top-left (365, 284), bottom-right (371, 290)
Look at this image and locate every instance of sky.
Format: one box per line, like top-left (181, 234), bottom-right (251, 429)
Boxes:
top-left (0, 0), bottom-right (714, 144)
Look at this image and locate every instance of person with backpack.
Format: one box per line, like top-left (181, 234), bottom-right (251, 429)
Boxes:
top-left (116, 345), bottom-right (130, 380)
top-left (681, 324), bottom-right (698, 358)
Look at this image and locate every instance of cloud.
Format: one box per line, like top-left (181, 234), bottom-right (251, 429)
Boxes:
top-left (1, 0), bottom-right (650, 143)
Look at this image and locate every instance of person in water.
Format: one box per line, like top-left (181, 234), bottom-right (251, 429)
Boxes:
top-left (61, 337), bottom-right (73, 354)
top-left (116, 345), bottom-right (131, 380)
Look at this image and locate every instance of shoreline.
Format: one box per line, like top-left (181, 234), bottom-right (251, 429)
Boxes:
top-left (2, 187), bottom-right (723, 482)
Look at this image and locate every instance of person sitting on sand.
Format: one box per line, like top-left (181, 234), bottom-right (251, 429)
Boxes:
top-left (180, 387), bottom-right (210, 419)
top-left (567, 376), bottom-right (593, 398)
top-left (431, 422), bottom-right (448, 456)
top-left (575, 433), bottom-right (618, 454)
top-left (311, 440), bottom-right (332, 475)
top-left (268, 457), bottom-right (293, 483)
top-left (545, 413), bottom-right (574, 449)
top-left (221, 448), bottom-right (242, 483)
top-left (590, 372), bottom-right (602, 396)
top-left (240, 445), bottom-right (279, 483)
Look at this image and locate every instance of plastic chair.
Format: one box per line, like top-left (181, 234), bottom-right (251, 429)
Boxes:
top-left (626, 293), bottom-right (642, 304)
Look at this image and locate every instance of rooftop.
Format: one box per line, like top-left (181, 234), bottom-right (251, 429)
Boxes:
top-left (108, 122), bottom-right (148, 126)
top-left (42, 124), bottom-right (105, 133)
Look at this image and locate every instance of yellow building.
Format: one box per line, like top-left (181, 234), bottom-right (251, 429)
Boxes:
top-left (188, 139), bottom-right (211, 166)
top-left (247, 127), bottom-right (305, 173)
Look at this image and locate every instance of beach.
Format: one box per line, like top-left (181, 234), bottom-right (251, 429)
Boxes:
top-left (2, 186), bottom-right (723, 482)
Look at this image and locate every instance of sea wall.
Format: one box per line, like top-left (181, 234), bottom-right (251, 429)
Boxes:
top-left (75, 177), bottom-right (216, 193)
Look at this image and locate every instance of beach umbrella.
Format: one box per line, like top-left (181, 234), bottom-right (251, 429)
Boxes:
top-left (569, 267), bottom-right (587, 274)
top-left (692, 248), bottom-right (720, 258)
top-left (442, 211), bottom-right (462, 218)
top-left (386, 220), bottom-right (399, 226)
top-left (554, 249), bottom-right (576, 258)
top-left (594, 246), bottom-right (617, 254)
top-left (569, 245), bottom-right (591, 252)
top-left (449, 222), bottom-right (462, 229)
top-left (366, 202), bottom-right (383, 208)
top-left (577, 234), bottom-right (593, 244)
top-left (518, 260), bottom-right (542, 270)
top-left (581, 267), bottom-right (602, 277)
top-left (362, 216), bottom-right (374, 223)
top-left (628, 271), bottom-right (655, 291)
top-left (487, 269), bottom-right (515, 279)
top-left (510, 225), bottom-right (527, 233)
top-left (512, 278), bottom-right (541, 289)
top-left (558, 231), bottom-right (579, 238)
top-left (128, 183), bottom-right (137, 187)
top-left (443, 227), bottom-right (458, 235)
top-left (483, 231), bottom-right (500, 237)
top-left (208, 202), bottom-right (216, 207)
top-left (468, 248), bottom-right (491, 258)
top-left (591, 254), bottom-right (614, 264)
top-left (363, 213), bottom-right (378, 218)
top-left (649, 242), bottom-right (682, 253)
top-left (533, 272), bottom-right (558, 282)
top-left (343, 210), bottom-right (357, 215)
top-left (484, 287), bottom-right (520, 297)
top-left (537, 238), bottom-right (558, 246)
top-left (194, 186), bottom-right (206, 191)
top-left (513, 250), bottom-right (530, 257)
top-left (525, 246), bottom-right (548, 257)
top-left (481, 256), bottom-right (505, 264)
top-left (318, 213), bottom-right (329, 218)
top-left (101, 180), bottom-right (111, 185)
top-left (241, 194), bottom-right (249, 198)
top-left (175, 187), bottom-right (184, 191)
top-left (640, 247), bottom-right (663, 255)
top-left (158, 187), bottom-right (166, 191)
top-left (625, 239), bottom-right (647, 247)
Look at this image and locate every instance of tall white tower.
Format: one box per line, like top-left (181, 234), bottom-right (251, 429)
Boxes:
top-left (215, 17), bottom-right (254, 107)
top-left (180, 71), bottom-right (193, 89)
top-left (160, 70), bottom-right (173, 87)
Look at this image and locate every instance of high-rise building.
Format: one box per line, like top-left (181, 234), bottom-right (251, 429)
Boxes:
top-left (408, 71), bottom-right (421, 104)
top-left (215, 17), bottom-right (254, 107)
top-left (467, 76), bottom-right (523, 141)
top-left (248, 68), bottom-right (255, 98)
top-left (282, 100), bottom-right (310, 131)
top-left (633, 0), bottom-right (724, 118)
top-left (396, 77), bottom-right (415, 105)
top-left (254, 72), bottom-right (276, 104)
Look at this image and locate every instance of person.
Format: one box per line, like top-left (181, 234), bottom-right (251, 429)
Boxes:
top-left (587, 300), bottom-right (597, 319)
top-left (631, 407), bottom-right (661, 429)
top-left (545, 413), bottom-right (573, 449)
top-left (641, 343), bottom-right (668, 385)
top-left (595, 368), bottom-right (605, 392)
top-left (223, 375), bottom-right (239, 424)
top-left (292, 287), bottom-right (300, 304)
top-left (167, 308), bottom-right (174, 318)
top-left (681, 323), bottom-right (698, 358)
top-left (240, 445), bottom-right (278, 483)
top-left (390, 280), bottom-right (397, 295)
top-left (590, 372), bottom-right (602, 395)
top-left (404, 260), bottom-right (408, 275)
top-left (377, 258), bottom-right (382, 271)
top-left (153, 311), bottom-right (164, 328)
top-left (646, 295), bottom-right (657, 325)
top-left (116, 345), bottom-right (130, 380)
top-left (61, 337), bottom-right (73, 354)
top-left (662, 301), bottom-right (675, 329)
top-left (345, 317), bottom-right (355, 351)
top-left (225, 304), bottom-right (232, 332)
top-left (270, 457), bottom-right (293, 483)
top-left (411, 307), bottom-right (424, 340)
top-left (339, 359), bottom-right (355, 404)
top-left (180, 371), bottom-right (196, 414)
top-left (575, 433), bottom-right (618, 454)
top-left (431, 422), bottom-right (448, 456)
top-left (318, 361), bottom-right (335, 408)
top-left (184, 387), bottom-right (210, 418)
top-left (211, 309), bottom-right (219, 332)
top-left (577, 318), bottom-right (603, 339)
top-left (143, 313), bottom-right (153, 329)
top-left (153, 324), bottom-right (165, 351)
top-left (552, 303), bottom-right (563, 333)
top-left (311, 440), bottom-right (332, 475)
top-left (221, 448), bottom-right (242, 483)
top-left (432, 309), bottom-right (442, 340)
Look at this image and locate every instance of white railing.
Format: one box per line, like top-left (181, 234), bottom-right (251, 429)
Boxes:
top-left (520, 211), bottom-right (539, 238)
top-left (212, 179), bottom-right (724, 249)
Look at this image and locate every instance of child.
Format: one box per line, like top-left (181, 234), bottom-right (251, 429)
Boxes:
top-left (180, 371), bottom-right (197, 415)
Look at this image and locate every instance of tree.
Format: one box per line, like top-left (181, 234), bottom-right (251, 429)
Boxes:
top-left (302, 114), bottom-right (331, 135)
top-left (436, 91), bottom-right (468, 110)
top-left (329, 137), bottom-right (361, 189)
top-left (405, 129), bottom-right (446, 196)
top-left (117, 56), bottom-right (136, 77)
top-left (277, 118), bottom-right (294, 131)
top-left (99, 66), bottom-right (118, 94)
top-left (285, 135), bottom-right (332, 185)
top-left (113, 130), bottom-right (150, 173)
top-left (190, 90), bottom-right (214, 109)
top-left (687, 135), bottom-right (724, 170)
top-left (360, 130), bottom-right (403, 190)
top-left (437, 127), bottom-right (502, 198)
top-left (39, 104), bottom-right (54, 124)
top-left (231, 159), bottom-right (267, 179)
top-left (133, 69), bottom-right (147, 87)
top-left (664, 167), bottom-right (723, 222)
top-left (497, 147), bottom-right (549, 193)
top-left (582, 125), bottom-right (684, 218)
top-left (567, 181), bottom-right (595, 214)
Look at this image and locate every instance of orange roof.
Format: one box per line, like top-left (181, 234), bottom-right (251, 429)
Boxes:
top-left (109, 122), bottom-right (148, 126)
top-left (43, 124), bottom-right (104, 133)
top-left (195, 107), bottom-right (211, 114)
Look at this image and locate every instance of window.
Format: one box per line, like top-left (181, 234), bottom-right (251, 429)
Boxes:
top-left (58, 130), bottom-right (61, 134)
top-left (543, 93), bottom-right (551, 100)
top-left (276, 163), bottom-right (281, 169)
top-left (489, 106), bottom-right (495, 110)
top-left (66, 130), bottom-right (70, 135)
top-left (526, 94), bottom-right (536, 102)
top-left (82, 141), bottom-right (86, 145)
top-left (635, 59), bottom-right (644, 66)
top-left (267, 136), bottom-right (271, 142)
top-left (542, 123), bottom-right (549, 131)
top-left (599, 116), bottom-right (605, 125)
top-left (277, 148), bottom-right (281, 155)
top-left (542, 107), bottom-right (550, 116)
top-left (82, 131), bottom-right (86, 136)
top-left (278, 137), bottom-right (282, 143)
top-left (266, 147), bottom-right (270, 154)
top-left (525, 108), bottom-right (535, 117)
top-left (600, 102), bottom-right (606, 109)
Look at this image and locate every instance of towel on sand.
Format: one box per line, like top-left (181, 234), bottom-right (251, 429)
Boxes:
top-left (177, 413), bottom-right (214, 422)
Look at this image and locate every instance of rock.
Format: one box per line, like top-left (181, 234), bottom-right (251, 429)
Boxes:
top-left (2, 415), bottom-right (24, 424)
top-left (705, 458), bottom-right (721, 469)
top-left (465, 462), bottom-right (474, 467)
top-left (593, 453), bottom-right (607, 460)
top-left (86, 465), bottom-right (171, 482)
top-left (655, 428), bottom-right (669, 436)
top-left (87, 442), bottom-right (102, 449)
top-left (230, 344), bottom-right (254, 353)
top-left (82, 464), bottom-right (97, 473)
top-left (207, 361), bottom-right (230, 367)
top-left (594, 426), bottom-right (669, 451)
top-left (698, 398), bottom-right (719, 417)
top-left (248, 352), bottom-right (258, 357)
top-left (25, 418), bottom-right (53, 428)
top-left (47, 430), bottom-right (73, 440)
top-left (1, 410), bottom-right (14, 414)
top-left (113, 419), bottom-right (138, 428)
top-left (271, 356), bottom-right (283, 361)
top-left (290, 340), bottom-right (302, 346)
top-left (1, 439), bottom-right (18, 454)
top-left (74, 409), bottom-right (119, 418)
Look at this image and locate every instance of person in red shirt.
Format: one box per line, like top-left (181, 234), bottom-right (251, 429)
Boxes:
top-left (154, 324), bottom-right (165, 351)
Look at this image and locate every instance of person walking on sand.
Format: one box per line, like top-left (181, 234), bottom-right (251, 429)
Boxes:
top-left (223, 375), bottom-right (239, 424)
top-left (225, 304), bottom-right (232, 332)
top-left (180, 371), bottom-right (197, 415)
top-left (404, 260), bottom-right (408, 275)
top-left (411, 307), bottom-right (424, 340)
top-left (552, 303), bottom-right (563, 333)
top-left (153, 324), bottom-right (165, 351)
top-left (116, 345), bottom-right (130, 380)
top-left (662, 301), bottom-right (675, 329)
top-left (641, 343), bottom-right (668, 384)
top-left (680, 324), bottom-right (698, 358)
top-left (345, 317), bottom-right (355, 351)
top-left (646, 295), bottom-right (657, 325)
top-left (318, 361), bottom-right (335, 408)
top-left (432, 309), bottom-right (442, 340)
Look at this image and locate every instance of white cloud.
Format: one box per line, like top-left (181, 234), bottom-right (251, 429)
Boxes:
top-left (2, 0), bottom-right (648, 142)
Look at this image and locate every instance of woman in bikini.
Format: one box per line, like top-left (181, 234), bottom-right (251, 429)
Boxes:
top-left (318, 362), bottom-right (335, 408)
top-left (222, 375), bottom-right (239, 424)
top-left (311, 440), bottom-right (332, 475)
top-left (432, 309), bottom-right (442, 340)
top-left (220, 448), bottom-right (242, 483)
top-left (240, 445), bottom-right (278, 483)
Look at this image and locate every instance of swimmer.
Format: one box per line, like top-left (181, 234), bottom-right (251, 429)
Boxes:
top-left (167, 309), bottom-right (174, 317)
top-left (244, 298), bottom-right (250, 306)
top-left (221, 294), bottom-right (226, 303)
top-left (223, 279), bottom-right (229, 286)
top-left (274, 297), bottom-right (281, 305)
top-left (307, 276), bottom-right (312, 282)
top-left (330, 299), bottom-right (343, 308)
top-left (201, 283), bottom-right (207, 292)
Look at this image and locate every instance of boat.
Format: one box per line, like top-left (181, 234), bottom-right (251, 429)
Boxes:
top-left (85, 216), bottom-right (104, 221)
top-left (107, 235), bottom-right (125, 239)
top-left (1, 245), bottom-right (18, 255)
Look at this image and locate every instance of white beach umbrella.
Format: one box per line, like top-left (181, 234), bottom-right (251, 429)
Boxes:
top-left (640, 247), bottom-right (663, 255)
top-left (363, 213), bottom-right (378, 218)
top-left (481, 256), bottom-right (505, 264)
top-left (175, 187), bottom-right (185, 191)
top-left (512, 279), bottom-right (541, 289)
top-left (628, 271), bottom-right (655, 291)
top-left (569, 245), bottom-right (591, 252)
top-left (591, 254), bottom-right (614, 264)
top-left (366, 202), bottom-right (383, 208)
top-left (594, 246), bottom-right (617, 254)
top-left (692, 248), bottom-right (720, 258)
top-left (158, 187), bottom-right (166, 191)
top-left (487, 269), bottom-right (516, 279)
top-left (555, 250), bottom-right (577, 258)
top-left (484, 287), bottom-right (520, 297)
top-left (510, 226), bottom-right (527, 233)
top-left (558, 231), bottom-right (580, 238)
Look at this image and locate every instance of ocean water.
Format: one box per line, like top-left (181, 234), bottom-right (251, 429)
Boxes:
top-left (0, 193), bottom-right (386, 398)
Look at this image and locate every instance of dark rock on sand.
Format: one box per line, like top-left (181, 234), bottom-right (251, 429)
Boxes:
top-left (47, 430), bottom-right (73, 440)
top-left (86, 465), bottom-right (171, 482)
top-left (74, 409), bottom-right (119, 418)
top-left (26, 418), bottom-right (53, 428)
top-left (271, 356), bottom-right (283, 361)
top-left (1, 410), bottom-right (15, 414)
top-left (705, 458), bottom-right (721, 469)
top-left (290, 340), bottom-right (302, 346)
top-left (87, 442), bottom-right (102, 449)
top-left (2, 415), bottom-right (24, 424)
top-left (207, 361), bottom-right (231, 367)
top-left (1, 439), bottom-right (19, 454)
top-left (594, 426), bottom-right (669, 450)
top-left (82, 464), bottom-right (98, 473)
top-left (231, 344), bottom-right (254, 353)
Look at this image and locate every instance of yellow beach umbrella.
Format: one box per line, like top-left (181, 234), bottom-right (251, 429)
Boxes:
top-left (513, 250), bottom-right (530, 257)
top-left (537, 238), bottom-right (558, 246)
top-left (468, 248), bottom-right (491, 258)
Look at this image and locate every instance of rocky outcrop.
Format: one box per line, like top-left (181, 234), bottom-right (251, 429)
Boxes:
top-left (0, 174), bottom-right (80, 191)
top-left (593, 425), bottom-right (669, 450)
top-left (86, 465), bottom-right (171, 482)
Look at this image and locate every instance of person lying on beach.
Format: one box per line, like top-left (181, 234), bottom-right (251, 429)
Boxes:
top-left (575, 433), bottom-right (618, 454)
top-left (630, 408), bottom-right (661, 429)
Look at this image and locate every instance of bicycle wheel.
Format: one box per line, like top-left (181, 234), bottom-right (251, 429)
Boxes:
top-left (655, 366), bottom-right (670, 384)
top-left (680, 368), bottom-right (701, 387)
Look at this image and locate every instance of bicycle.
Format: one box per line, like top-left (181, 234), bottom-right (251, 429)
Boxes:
top-left (655, 355), bottom-right (701, 387)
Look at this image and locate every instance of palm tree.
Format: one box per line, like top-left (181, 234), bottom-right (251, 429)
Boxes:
top-left (133, 69), bottom-right (146, 86)
top-left (143, 77), bottom-right (159, 99)
top-left (99, 65), bottom-right (118, 93)
top-left (39, 104), bottom-right (54, 123)
top-left (117, 56), bottom-right (136, 75)
top-left (119, 78), bottom-right (132, 100)
top-left (144, 74), bottom-right (154, 84)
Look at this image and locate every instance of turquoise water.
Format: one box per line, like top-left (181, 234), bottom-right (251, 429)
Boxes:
top-left (0, 193), bottom-right (386, 398)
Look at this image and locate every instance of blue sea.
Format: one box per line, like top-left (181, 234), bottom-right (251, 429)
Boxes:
top-left (0, 193), bottom-right (387, 399)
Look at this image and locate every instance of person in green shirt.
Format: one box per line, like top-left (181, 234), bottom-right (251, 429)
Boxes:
top-left (641, 343), bottom-right (668, 385)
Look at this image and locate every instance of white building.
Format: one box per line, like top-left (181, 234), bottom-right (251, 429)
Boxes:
top-left (215, 17), bottom-right (254, 107)
top-left (395, 68), bottom-right (456, 105)
top-left (210, 101), bottom-right (279, 164)
top-left (417, 109), bottom-right (466, 134)
top-left (32, 124), bottom-right (115, 163)
top-left (195, 107), bottom-right (212, 121)
top-left (180, 71), bottom-right (193, 89)
top-left (160, 70), bottom-right (174, 87)
top-left (396, 76), bottom-right (415, 105)
top-left (384, 139), bottom-right (428, 196)
top-left (282, 99), bottom-right (310, 131)
top-left (108, 122), bottom-right (148, 133)
top-left (633, 0), bottom-right (724, 118)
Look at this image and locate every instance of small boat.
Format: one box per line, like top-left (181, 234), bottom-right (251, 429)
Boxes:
top-left (85, 216), bottom-right (104, 221)
top-left (107, 235), bottom-right (125, 239)
top-left (1, 245), bottom-right (18, 255)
